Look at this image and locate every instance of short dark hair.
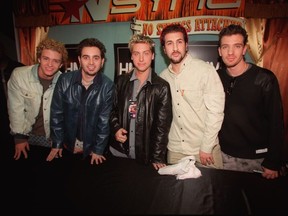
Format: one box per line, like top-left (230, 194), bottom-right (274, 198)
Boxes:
top-left (218, 24), bottom-right (248, 47)
top-left (77, 38), bottom-right (106, 59)
top-left (160, 24), bottom-right (188, 47)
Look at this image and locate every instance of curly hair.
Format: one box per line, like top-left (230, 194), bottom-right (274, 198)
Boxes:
top-left (128, 34), bottom-right (155, 54)
top-left (36, 38), bottom-right (68, 65)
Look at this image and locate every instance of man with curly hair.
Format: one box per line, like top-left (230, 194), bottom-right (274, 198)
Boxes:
top-left (7, 38), bottom-right (68, 160)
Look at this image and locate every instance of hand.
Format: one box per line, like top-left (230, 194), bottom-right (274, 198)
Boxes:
top-left (115, 128), bottom-right (128, 143)
top-left (46, 148), bottom-right (63, 161)
top-left (152, 162), bottom-right (166, 170)
top-left (199, 150), bottom-right (214, 166)
top-left (262, 166), bottom-right (279, 179)
top-left (90, 152), bottom-right (106, 165)
top-left (14, 141), bottom-right (30, 160)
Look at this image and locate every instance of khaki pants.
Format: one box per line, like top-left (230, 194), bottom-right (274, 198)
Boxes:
top-left (167, 144), bottom-right (223, 169)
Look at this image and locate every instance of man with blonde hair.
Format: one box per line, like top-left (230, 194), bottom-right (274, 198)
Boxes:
top-left (109, 34), bottom-right (172, 170)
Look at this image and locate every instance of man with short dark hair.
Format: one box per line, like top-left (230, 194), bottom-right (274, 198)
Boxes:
top-left (47, 38), bottom-right (115, 165)
top-left (160, 24), bottom-right (225, 168)
top-left (217, 24), bottom-right (284, 179)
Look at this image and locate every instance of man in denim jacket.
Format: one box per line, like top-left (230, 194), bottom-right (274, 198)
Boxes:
top-left (7, 38), bottom-right (68, 160)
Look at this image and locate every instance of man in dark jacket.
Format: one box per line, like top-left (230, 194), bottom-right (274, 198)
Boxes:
top-left (217, 24), bottom-right (284, 179)
top-left (109, 34), bottom-right (172, 170)
top-left (47, 38), bottom-right (115, 165)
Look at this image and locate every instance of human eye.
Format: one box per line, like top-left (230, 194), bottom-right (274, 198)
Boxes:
top-left (41, 56), bottom-right (49, 61)
top-left (221, 45), bottom-right (228, 50)
top-left (82, 56), bottom-right (88, 60)
top-left (144, 51), bottom-right (151, 56)
top-left (132, 52), bottom-right (139, 57)
top-left (235, 44), bottom-right (243, 49)
top-left (165, 41), bottom-right (173, 46)
top-left (53, 59), bottom-right (62, 65)
top-left (93, 56), bottom-right (100, 61)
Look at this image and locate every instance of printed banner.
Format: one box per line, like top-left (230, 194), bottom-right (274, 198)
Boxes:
top-left (48, 0), bottom-right (245, 25)
top-left (131, 16), bottom-right (246, 38)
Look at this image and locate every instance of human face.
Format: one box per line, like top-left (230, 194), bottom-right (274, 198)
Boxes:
top-left (38, 49), bottom-right (63, 80)
top-left (131, 43), bottom-right (154, 73)
top-left (163, 32), bottom-right (187, 64)
top-left (218, 34), bottom-right (247, 68)
top-left (78, 46), bottom-right (104, 77)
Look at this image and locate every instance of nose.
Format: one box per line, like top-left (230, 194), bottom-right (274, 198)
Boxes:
top-left (139, 53), bottom-right (144, 61)
top-left (227, 46), bottom-right (234, 54)
top-left (47, 59), bottom-right (53, 66)
top-left (88, 58), bottom-right (94, 64)
top-left (173, 43), bottom-right (178, 51)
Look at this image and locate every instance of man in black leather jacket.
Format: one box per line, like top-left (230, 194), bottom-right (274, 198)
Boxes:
top-left (47, 38), bottom-right (115, 165)
top-left (109, 34), bottom-right (172, 170)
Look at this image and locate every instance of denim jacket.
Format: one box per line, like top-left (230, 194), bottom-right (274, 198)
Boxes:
top-left (7, 64), bottom-right (61, 139)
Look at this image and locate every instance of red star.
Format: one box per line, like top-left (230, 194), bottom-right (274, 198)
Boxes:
top-left (60, 0), bottom-right (88, 22)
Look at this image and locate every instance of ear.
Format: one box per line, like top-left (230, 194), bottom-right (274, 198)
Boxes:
top-left (163, 47), bottom-right (167, 54)
top-left (218, 47), bottom-right (223, 57)
top-left (243, 44), bottom-right (248, 55)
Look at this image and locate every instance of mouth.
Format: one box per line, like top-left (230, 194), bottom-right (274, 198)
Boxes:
top-left (45, 67), bottom-right (55, 73)
top-left (172, 51), bottom-right (179, 55)
top-left (87, 67), bottom-right (95, 71)
top-left (137, 63), bottom-right (146, 67)
top-left (227, 57), bottom-right (235, 62)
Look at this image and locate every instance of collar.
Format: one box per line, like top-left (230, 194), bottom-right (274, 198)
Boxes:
top-left (75, 70), bottom-right (100, 86)
top-left (168, 53), bottom-right (191, 74)
top-left (129, 68), bottom-right (152, 84)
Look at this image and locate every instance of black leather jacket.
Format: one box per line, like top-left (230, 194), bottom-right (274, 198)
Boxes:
top-left (50, 70), bottom-right (115, 157)
top-left (109, 71), bottom-right (172, 164)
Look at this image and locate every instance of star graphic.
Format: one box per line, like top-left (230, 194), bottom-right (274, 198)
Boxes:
top-left (59, 0), bottom-right (88, 22)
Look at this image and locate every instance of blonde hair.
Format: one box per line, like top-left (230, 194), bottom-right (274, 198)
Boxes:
top-left (128, 34), bottom-right (155, 54)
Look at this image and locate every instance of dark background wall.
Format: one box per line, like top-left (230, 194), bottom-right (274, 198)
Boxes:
top-left (0, 1), bottom-right (19, 61)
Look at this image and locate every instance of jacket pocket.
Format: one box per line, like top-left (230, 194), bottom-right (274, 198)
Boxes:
top-left (21, 90), bottom-right (39, 120)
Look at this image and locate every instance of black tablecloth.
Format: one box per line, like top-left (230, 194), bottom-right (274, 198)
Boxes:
top-left (3, 146), bottom-right (288, 215)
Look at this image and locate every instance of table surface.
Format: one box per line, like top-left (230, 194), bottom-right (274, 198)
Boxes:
top-left (3, 146), bottom-right (288, 215)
